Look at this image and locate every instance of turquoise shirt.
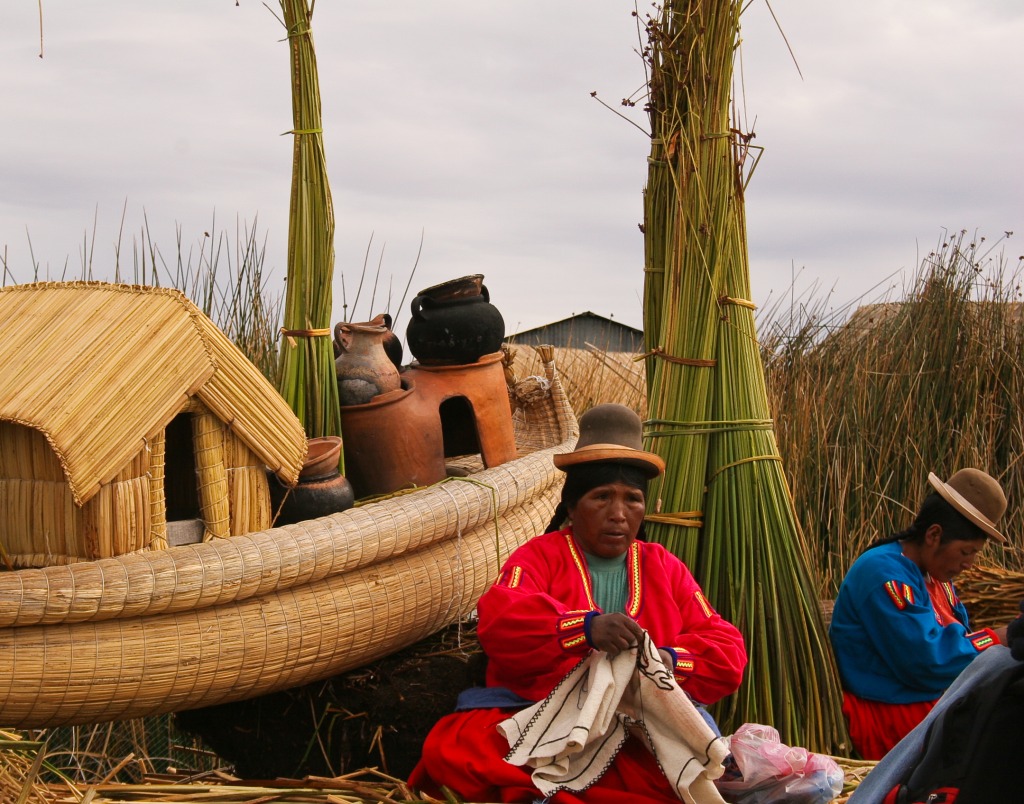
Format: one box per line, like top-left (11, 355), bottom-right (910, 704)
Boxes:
top-left (584, 550), bottom-right (628, 614)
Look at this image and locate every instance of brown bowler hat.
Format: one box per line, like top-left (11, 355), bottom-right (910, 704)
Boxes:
top-left (928, 468), bottom-right (1007, 542)
top-left (553, 403), bottom-right (665, 478)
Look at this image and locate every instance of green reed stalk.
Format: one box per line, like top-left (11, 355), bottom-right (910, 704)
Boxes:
top-left (276, 0), bottom-right (343, 452)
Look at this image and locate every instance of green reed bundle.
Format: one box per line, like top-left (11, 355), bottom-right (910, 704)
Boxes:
top-left (276, 0), bottom-right (343, 450)
top-left (640, 1), bottom-right (847, 752)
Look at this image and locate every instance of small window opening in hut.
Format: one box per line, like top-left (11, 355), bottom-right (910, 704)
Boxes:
top-left (439, 396), bottom-right (481, 458)
top-left (164, 413), bottom-right (200, 521)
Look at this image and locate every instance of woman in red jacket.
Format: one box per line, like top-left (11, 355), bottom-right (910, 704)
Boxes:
top-left (408, 404), bottom-right (747, 803)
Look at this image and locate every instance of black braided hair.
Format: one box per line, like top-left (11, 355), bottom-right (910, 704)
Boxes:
top-left (866, 491), bottom-right (989, 553)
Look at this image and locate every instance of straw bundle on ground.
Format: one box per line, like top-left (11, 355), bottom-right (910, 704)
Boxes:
top-left (951, 564), bottom-right (1024, 631)
top-left (276, 0), bottom-right (343, 447)
top-left (0, 731), bottom-right (51, 804)
top-left (639, 1), bottom-right (847, 752)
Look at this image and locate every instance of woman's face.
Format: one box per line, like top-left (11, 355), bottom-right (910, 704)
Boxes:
top-left (568, 481), bottom-right (646, 558)
top-left (922, 528), bottom-right (987, 583)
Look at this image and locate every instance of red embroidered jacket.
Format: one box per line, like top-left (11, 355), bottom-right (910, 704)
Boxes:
top-left (477, 528), bottom-right (748, 705)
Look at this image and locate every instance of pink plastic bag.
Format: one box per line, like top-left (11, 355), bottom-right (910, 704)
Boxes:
top-left (715, 723), bottom-right (844, 804)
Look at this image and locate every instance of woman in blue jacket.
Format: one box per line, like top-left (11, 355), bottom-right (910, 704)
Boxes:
top-left (829, 468), bottom-right (1010, 759)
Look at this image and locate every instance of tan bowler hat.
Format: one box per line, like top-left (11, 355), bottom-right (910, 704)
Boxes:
top-left (928, 468), bottom-right (1007, 543)
top-left (554, 403), bottom-right (665, 478)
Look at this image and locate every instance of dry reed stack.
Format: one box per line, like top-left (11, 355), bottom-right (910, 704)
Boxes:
top-left (506, 344), bottom-right (647, 416)
top-left (276, 0), bottom-right (343, 447)
top-left (639, 2), bottom-right (847, 752)
top-left (762, 233), bottom-right (1024, 591)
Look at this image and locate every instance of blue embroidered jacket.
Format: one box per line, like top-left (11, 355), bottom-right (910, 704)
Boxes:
top-left (829, 541), bottom-right (997, 704)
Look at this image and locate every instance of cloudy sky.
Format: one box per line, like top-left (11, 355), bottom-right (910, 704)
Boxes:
top-left (2, 1), bottom-right (1021, 336)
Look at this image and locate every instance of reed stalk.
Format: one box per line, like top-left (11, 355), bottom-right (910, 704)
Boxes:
top-left (639, 0), bottom-right (847, 752)
top-left (275, 1), bottom-right (343, 452)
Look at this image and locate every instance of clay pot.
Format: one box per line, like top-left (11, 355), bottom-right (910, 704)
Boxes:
top-left (268, 470), bottom-right (355, 527)
top-left (301, 435), bottom-right (342, 479)
top-left (267, 435), bottom-right (354, 525)
top-left (406, 277), bottom-right (505, 365)
top-left (417, 274), bottom-right (484, 302)
top-left (334, 313), bottom-right (403, 368)
top-left (335, 323), bottom-right (403, 406)
top-left (338, 379), bottom-right (448, 498)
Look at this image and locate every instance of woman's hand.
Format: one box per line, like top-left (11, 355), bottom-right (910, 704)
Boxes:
top-left (590, 613), bottom-right (646, 656)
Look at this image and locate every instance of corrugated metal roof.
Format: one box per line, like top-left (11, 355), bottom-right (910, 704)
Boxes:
top-left (508, 311), bottom-right (643, 352)
top-left (0, 282), bottom-right (306, 505)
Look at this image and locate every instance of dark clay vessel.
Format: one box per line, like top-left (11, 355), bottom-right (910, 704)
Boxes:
top-left (267, 469), bottom-right (355, 527)
top-left (406, 278), bottom-right (505, 365)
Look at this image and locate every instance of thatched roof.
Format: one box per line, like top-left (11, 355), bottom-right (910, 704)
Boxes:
top-left (0, 282), bottom-right (306, 505)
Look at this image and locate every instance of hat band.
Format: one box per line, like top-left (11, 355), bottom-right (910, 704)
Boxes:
top-left (571, 442), bottom-right (644, 454)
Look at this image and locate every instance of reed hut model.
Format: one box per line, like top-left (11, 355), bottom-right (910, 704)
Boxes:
top-left (0, 282), bottom-right (307, 568)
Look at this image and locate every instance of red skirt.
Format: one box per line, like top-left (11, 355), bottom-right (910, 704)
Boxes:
top-left (842, 691), bottom-right (937, 760)
top-left (408, 707), bottom-right (687, 803)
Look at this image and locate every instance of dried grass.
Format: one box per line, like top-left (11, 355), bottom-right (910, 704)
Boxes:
top-left (505, 343), bottom-right (645, 416)
top-left (762, 230), bottom-right (1024, 595)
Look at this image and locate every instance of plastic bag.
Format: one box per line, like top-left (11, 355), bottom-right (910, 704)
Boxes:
top-left (715, 723), bottom-right (844, 804)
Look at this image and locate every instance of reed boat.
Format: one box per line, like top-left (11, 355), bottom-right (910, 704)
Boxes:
top-left (0, 282), bottom-right (576, 729)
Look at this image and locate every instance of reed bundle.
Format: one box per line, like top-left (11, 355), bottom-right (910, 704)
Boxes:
top-left (20, 772), bottom-right (436, 803)
top-left (639, 1), bottom-right (847, 752)
top-left (949, 564), bottom-right (1024, 631)
top-left (276, 1), bottom-right (343, 450)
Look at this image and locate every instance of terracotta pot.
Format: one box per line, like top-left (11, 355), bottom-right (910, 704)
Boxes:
top-left (301, 436), bottom-right (342, 480)
top-left (338, 379), bottom-right (447, 498)
top-left (335, 323), bottom-right (403, 405)
top-left (406, 280), bottom-right (505, 365)
top-left (267, 470), bottom-right (355, 527)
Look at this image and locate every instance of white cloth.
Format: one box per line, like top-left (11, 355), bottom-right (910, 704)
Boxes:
top-left (499, 632), bottom-right (730, 803)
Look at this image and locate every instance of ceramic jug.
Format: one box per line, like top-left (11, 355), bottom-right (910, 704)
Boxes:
top-left (334, 313), bottom-right (403, 368)
top-left (335, 323), bottom-right (403, 406)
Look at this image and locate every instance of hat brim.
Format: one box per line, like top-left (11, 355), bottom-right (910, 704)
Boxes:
top-left (927, 472), bottom-right (1005, 542)
top-left (553, 443), bottom-right (665, 478)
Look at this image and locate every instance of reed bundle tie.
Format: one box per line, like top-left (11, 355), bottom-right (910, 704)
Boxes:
top-left (633, 346), bottom-right (717, 368)
top-left (640, 418), bottom-right (779, 529)
top-left (707, 454), bottom-right (784, 484)
top-left (644, 511), bottom-right (704, 529)
top-left (283, 128), bottom-right (323, 136)
top-left (281, 326), bottom-right (331, 348)
top-left (644, 418), bottom-right (774, 438)
top-left (718, 294), bottom-right (757, 310)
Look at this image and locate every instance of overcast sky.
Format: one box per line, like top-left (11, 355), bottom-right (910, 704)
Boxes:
top-left (2, 1), bottom-right (1021, 336)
